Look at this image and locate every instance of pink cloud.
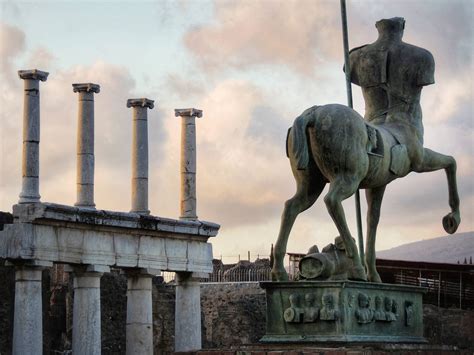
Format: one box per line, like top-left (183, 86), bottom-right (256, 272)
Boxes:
top-left (184, 0), bottom-right (340, 75)
top-left (0, 22), bottom-right (25, 78)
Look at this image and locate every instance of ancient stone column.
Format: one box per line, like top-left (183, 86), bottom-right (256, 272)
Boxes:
top-left (69, 265), bottom-right (109, 355)
top-left (18, 69), bottom-right (49, 204)
top-left (12, 261), bottom-right (52, 355)
top-left (73, 83), bottom-right (100, 209)
top-left (175, 272), bottom-right (202, 351)
top-left (124, 269), bottom-right (157, 355)
top-left (174, 108), bottom-right (202, 221)
top-left (127, 98), bottom-right (154, 215)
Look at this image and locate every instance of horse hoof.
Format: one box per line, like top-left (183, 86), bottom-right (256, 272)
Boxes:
top-left (443, 212), bottom-right (460, 234)
top-left (349, 266), bottom-right (367, 282)
top-left (368, 272), bottom-right (382, 283)
top-left (271, 269), bottom-right (289, 282)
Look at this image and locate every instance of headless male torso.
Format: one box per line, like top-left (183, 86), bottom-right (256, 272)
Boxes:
top-left (348, 17), bottom-right (435, 168)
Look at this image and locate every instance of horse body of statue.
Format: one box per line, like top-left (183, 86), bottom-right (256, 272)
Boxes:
top-left (271, 17), bottom-right (461, 282)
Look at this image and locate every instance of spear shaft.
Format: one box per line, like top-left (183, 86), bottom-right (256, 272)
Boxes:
top-left (340, 0), bottom-right (365, 261)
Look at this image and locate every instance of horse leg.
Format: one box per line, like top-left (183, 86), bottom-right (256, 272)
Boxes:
top-left (365, 185), bottom-right (386, 283)
top-left (324, 176), bottom-right (367, 281)
top-left (413, 148), bottom-right (460, 234)
top-left (272, 173), bottom-right (326, 281)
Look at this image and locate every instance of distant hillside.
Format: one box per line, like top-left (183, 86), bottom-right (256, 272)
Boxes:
top-left (377, 231), bottom-right (474, 264)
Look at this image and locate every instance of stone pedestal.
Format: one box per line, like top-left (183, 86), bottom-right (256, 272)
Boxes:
top-left (175, 272), bottom-right (202, 351)
top-left (70, 265), bottom-right (109, 355)
top-left (125, 269), bottom-right (157, 355)
top-left (18, 69), bottom-right (49, 203)
top-left (12, 262), bottom-right (51, 355)
top-left (260, 281), bottom-right (426, 343)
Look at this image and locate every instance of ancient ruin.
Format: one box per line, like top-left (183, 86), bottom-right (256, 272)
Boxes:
top-left (0, 69), bottom-right (219, 354)
top-left (263, 15), bottom-right (460, 344)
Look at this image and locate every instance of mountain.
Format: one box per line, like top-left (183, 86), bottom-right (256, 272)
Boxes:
top-left (377, 231), bottom-right (474, 264)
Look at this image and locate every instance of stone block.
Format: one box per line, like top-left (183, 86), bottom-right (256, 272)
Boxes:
top-left (166, 239), bottom-right (188, 271)
top-left (81, 230), bottom-right (115, 265)
top-left (1, 202), bottom-right (217, 273)
top-left (57, 227), bottom-right (84, 264)
top-left (260, 281), bottom-right (426, 343)
top-left (115, 233), bottom-right (139, 267)
top-left (137, 236), bottom-right (167, 270)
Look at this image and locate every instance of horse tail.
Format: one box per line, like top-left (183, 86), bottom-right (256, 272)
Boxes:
top-left (290, 114), bottom-right (310, 170)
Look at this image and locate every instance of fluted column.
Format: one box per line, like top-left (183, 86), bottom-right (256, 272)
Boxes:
top-left (174, 108), bottom-right (202, 221)
top-left (73, 83), bottom-right (100, 209)
top-left (127, 98), bottom-right (154, 215)
top-left (18, 69), bottom-right (49, 203)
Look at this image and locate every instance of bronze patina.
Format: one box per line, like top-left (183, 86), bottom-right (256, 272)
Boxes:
top-left (271, 17), bottom-right (461, 283)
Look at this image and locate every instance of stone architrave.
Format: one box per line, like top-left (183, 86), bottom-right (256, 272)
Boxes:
top-left (17, 69), bottom-right (49, 204)
top-left (127, 98), bottom-right (154, 215)
top-left (175, 272), bottom-right (204, 351)
top-left (73, 83), bottom-right (100, 209)
top-left (68, 264), bottom-right (109, 355)
top-left (174, 108), bottom-right (203, 221)
top-left (11, 261), bottom-right (52, 355)
top-left (124, 268), bottom-right (159, 355)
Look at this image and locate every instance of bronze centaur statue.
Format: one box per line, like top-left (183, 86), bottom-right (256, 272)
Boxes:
top-left (271, 18), bottom-right (461, 282)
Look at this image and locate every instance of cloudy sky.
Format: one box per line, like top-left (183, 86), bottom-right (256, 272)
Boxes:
top-left (1, 0), bottom-right (472, 262)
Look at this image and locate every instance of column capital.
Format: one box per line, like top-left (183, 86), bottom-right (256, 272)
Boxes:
top-left (121, 267), bottom-right (161, 277)
top-left (175, 108), bottom-right (202, 118)
top-left (18, 69), bottom-right (49, 81)
top-left (64, 264), bottom-right (110, 274)
top-left (127, 98), bottom-right (154, 109)
top-left (6, 260), bottom-right (53, 269)
top-left (72, 83), bottom-right (101, 93)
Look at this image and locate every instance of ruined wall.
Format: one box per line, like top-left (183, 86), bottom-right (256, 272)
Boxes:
top-left (0, 260), bottom-right (14, 355)
top-left (1, 268), bottom-right (473, 354)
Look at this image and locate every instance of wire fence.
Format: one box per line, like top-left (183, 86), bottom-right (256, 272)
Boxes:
top-left (162, 263), bottom-right (272, 284)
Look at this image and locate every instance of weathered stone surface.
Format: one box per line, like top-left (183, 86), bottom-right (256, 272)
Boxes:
top-left (73, 83), bottom-right (99, 209)
top-left (18, 69), bottom-right (49, 81)
top-left (129, 98), bottom-right (153, 215)
top-left (0, 203), bottom-right (218, 273)
top-left (1, 273), bottom-right (472, 354)
top-left (72, 83), bottom-right (100, 94)
top-left (260, 281), bottom-right (425, 343)
top-left (175, 272), bottom-right (202, 351)
top-left (12, 266), bottom-right (45, 355)
top-left (175, 108), bottom-right (202, 221)
top-left (72, 269), bottom-right (105, 355)
top-left (272, 18), bottom-right (461, 284)
top-left (125, 271), bottom-right (153, 355)
top-left (18, 69), bottom-right (48, 204)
